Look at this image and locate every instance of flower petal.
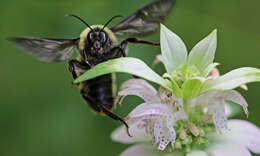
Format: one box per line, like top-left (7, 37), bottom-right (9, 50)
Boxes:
top-left (119, 79), bottom-right (160, 103)
top-left (166, 118), bottom-right (177, 148)
top-left (211, 103), bottom-right (228, 133)
top-left (127, 103), bottom-right (171, 120)
top-left (207, 143), bottom-right (251, 156)
top-left (120, 79), bottom-right (157, 93)
top-left (186, 150), bottom-right (208, 156)
top-left (220, 90), bottom-right (248, 116)
top-left (153, 110), bottom-right (187, 150)
top-left (224, 103), bottom-right (232, 117)
top-left (111, 122), bottom-right (151, 144)
top-left (120, 144), bottom-right (160, 156)
top-left (154, 118), bottom-right (171, 150)
top-left (213, 120), bottom-right (260, 154)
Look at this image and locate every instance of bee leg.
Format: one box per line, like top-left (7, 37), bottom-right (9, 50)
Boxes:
top-left (68, 60), bottom-right (78, 79)
top-left (68, 59), bottom-right (90, 86)
top-left (110, 38), bottom-right (160, 58)
top-left (108, 46), bottom-right (126, 58)
top-left (122, 38), bottom-right (160, 46)
top-left (100, 105), bottom-right (132, 137)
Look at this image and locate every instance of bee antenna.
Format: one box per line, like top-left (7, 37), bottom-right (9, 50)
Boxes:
top-left (102, 15), bottom-right (123, 30)
top-left (65, 14), bottom-right (93, 31)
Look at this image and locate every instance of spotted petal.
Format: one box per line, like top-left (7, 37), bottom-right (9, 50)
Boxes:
top-left (210, 103), bottom-right (227, 133)
top-left (153, 110), bottom-right (187, 150)
top-left (154, 118), bottom-right (171, 150)
top-left (190, 90), bottom-right (248, 133)
top-left (190, 92), bottom-right (227, 133)
top-left (205, 90), bottom-right (248, 131)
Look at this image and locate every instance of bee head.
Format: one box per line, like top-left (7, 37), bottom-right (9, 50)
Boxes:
top-left (87, 28), bottom-right (108, 54)
top-left (66, 14), bottom-right (121, 54)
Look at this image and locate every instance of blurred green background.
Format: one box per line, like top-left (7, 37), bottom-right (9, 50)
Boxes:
top-left (1, 0), bottom-right (260, 155)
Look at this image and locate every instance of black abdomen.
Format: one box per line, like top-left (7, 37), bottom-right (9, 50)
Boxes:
top-left (80, 74), bottom-right (114, 113)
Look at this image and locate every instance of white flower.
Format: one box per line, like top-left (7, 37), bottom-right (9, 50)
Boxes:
top-left (113, 79), bottom-right (187, 150)
top-left (189, 90), bottom-right (248, 133)
top-left (112, 119), bottom-right (260, 156)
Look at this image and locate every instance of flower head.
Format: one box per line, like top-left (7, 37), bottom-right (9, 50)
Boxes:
top-left (112, 78), bottom-right (260, 155)
top-left (113, 79), bottom-right (187, 150)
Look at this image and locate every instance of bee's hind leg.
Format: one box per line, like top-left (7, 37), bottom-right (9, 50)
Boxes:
top-left (121, 37), bottom-right (160, 47)
top-left (100, 105), bottom-right (132, 137)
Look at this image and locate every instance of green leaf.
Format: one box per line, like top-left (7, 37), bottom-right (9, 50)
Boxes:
top-left (74, 57), bottom-right (171, 90)
top-left (188, 29), bottom-right (217, 74)
top-left (160, 24), bottom-right (187, 74)
top-left (182, 77), bottom-right (205, 99)
top-left (201, 67), bottom-right (260, 93)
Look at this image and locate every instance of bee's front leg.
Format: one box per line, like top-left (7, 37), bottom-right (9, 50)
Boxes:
top-left (68, 59), bottom-right (90, 80)
top-left (108, 46), bottom-right (126, 58)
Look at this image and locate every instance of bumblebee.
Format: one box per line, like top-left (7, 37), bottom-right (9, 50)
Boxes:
top-left (10, 0), bottom-right (175, 136)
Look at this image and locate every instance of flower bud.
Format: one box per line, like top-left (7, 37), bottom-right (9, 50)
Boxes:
top-left (179, 129), bottom-right (187, 140)
top-left (200, 116), bottom-right (211, 124)
top-left (174, 139), bottom-right (182, 149)
top-left (199, 128), bottom-right (205, 137)
top-left (182, 136), bottom-right (192, 145)
top-left (188, 123), bottom-right (199, 137)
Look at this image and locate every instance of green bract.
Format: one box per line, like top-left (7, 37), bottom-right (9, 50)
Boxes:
top-left (74, 24), bottom-right (260, 99)
top-left (201, 67), bottom-right (260, 93)
top-left (187, 29), bottom-right (217, 75)
top-left (74, 57), bottom-right (171, 90)
top-left (160, 24), bottom-right (187, 74)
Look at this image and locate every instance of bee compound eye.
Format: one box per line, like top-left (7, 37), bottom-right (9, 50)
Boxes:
top-left (100, 32), bottom-right (107, 43)
top-left (88, 32), bottom-right (95, 41)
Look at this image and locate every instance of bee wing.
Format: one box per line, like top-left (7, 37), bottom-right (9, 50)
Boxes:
top-left (110, 0), bottom-right (175, 38)
top-left (9, 37), bottom-right (79, 62)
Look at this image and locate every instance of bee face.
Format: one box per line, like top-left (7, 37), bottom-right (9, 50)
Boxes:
top-left (87, 29), bottom-right (108, 53)
top-left (78, 25), bottom-right (116, 55)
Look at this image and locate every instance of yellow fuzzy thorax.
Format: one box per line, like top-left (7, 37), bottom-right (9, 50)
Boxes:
top-left (78, 25), bottom-right (117, 50)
